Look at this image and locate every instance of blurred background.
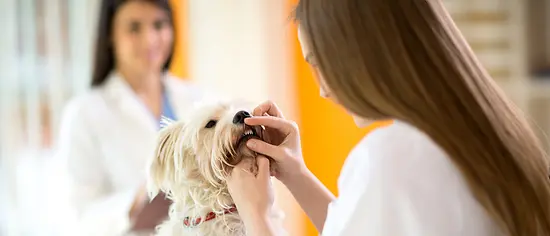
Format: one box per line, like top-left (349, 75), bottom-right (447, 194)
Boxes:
top-left (1, 0), bottom-right (549, 235)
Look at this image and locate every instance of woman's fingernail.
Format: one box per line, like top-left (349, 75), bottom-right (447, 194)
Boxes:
top-left (247, 140), bottom-right (256, 148)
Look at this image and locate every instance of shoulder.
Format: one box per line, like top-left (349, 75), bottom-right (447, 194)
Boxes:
top-left (60, 88), bottom-right (107, 128)
top-left (357, 120), bottom-right (447, 171)
top-left (339, 121), bottom-right (437, 187)
top-left (344, 120), bottom-right (464, 198)
top-left (332, 121), bottom-right (487, 235)
top-left (362, 121), bottom-right (476, 213)
top-left (360, 120), bottom-right (435, 151)
top-left (56, 90), bottom-right (107, 157)
top-left (345, 121), bottom-right (439, 169)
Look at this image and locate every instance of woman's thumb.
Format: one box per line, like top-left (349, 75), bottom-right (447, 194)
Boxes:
top-left (256, 156), bottom-right (271, 178)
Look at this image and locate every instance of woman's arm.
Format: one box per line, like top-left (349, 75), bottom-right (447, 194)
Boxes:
top-left (283, 169), bottom-right (336, 232)
top-left (227, 157), bottom-right (281, 236)
top-left (241, 211), bottom-right (278, 236)
top-left (236, 167), bottom-right (335, 235)
top-left (57, 99), bottom-right (140, 235)
top-left (239, 101), bottom-right (335, 233)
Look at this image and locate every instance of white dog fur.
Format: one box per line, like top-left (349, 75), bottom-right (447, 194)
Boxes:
top-left (146, 100), bottom-right (285, 236)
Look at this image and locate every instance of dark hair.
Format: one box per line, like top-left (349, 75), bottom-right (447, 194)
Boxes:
top-left (294, 0), bottom-right (550, 235)
top-left (91, 0), bottom-right (174, 87)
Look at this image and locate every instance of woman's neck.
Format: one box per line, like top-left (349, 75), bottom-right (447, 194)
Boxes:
top-left (118, 68), bottom-right (163, 94)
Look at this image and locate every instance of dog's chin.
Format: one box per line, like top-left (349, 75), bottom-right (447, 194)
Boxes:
top-left (224, 125), bottom-right (263, 167)
top-left (219, 125), bottom-right (277, 180)
top-left (236, 136), bottom-right (261, 158)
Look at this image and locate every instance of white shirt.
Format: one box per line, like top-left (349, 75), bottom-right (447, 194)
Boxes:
top-left (56, 72), bottom-right (215, 236)
top-left (322, 121), bottom-right (502, 236)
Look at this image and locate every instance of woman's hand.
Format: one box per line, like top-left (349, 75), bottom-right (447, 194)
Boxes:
top-left (227, 156), bottom-right (274, 220)
top-left (128, 184), bottom-right (148, 222)
top-left (244, 101), bottom-right (336, 233)
top-left (245, 100), bottom-right (306, 184)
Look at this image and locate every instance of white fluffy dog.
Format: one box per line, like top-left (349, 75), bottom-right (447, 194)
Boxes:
top-left (146, 101), bottom-right (284, 236)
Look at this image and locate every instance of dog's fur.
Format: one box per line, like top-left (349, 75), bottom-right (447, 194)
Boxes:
top-left (146, 101), bottom-right (284, 236)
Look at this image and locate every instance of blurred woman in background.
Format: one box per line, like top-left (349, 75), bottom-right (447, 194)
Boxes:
top-left (56, 0), bottom-right (209, 235)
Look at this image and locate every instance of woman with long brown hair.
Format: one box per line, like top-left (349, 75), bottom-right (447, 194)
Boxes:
top-left (225, 0), bottom-right (550, 235)
top-left (57, 0), bottom-right (211, 235)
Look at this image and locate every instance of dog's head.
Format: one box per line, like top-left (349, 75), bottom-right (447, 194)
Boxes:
top-left (146, 101), bottom-right (264, 205)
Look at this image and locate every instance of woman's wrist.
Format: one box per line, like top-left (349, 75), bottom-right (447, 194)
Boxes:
top-left (281, 166), bottom-right (335, 232)
top-left (239, 205), bottom-right (270, 224)
top-left (281, 165), bottom-right (312, 189)
top-left (241, 210), bottom-right (276, 236)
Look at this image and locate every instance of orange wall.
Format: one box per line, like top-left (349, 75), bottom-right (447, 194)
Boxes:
top-left (287, 1), bottom-right (391, 235)
top-left (169, 0), bottom-right (188, 79)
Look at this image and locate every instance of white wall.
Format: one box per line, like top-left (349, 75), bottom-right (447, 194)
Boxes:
top-left (188, 1), bottom-right (296, 110)
top-left (188, 1), bottom-right (302, 234)
top-left (443, 0), bottom-right (550, 149)
top-left (0, 0), bottom-right (99, 234)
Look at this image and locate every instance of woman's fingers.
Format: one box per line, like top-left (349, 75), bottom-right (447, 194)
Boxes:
top-left (252, 100), bottom-right (285, 118)
top-left (245, 116), bottom-right (297, 135)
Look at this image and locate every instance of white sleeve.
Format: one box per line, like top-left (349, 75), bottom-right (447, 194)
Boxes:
top-left (322, 125), bottom-right (468, 236)
top-left (57, 100), bottom-right (139, 236)
top-left (323, 175), bottom-right (449, 236)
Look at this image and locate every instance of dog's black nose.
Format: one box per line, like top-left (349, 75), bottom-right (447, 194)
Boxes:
top-left (233, 110), bottom-right (251, 124)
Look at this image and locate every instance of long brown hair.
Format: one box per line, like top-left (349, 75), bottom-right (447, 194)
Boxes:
top-left (294, 0), bottom-right (550, 235)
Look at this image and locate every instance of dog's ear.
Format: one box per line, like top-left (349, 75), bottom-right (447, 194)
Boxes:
top-left (146, 120), bottom-right (186, 200)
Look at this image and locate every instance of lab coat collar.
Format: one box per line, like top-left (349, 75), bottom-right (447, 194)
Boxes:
top-left (162, 73), bottom-right (195, 121)
top-left (101, 71), bottom-right (183, 132)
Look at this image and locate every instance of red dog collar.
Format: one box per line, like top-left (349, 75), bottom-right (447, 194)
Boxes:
top-left (183, 205), bottom-right (238, 227)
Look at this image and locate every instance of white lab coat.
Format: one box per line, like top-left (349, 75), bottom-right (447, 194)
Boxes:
top-left (321, 120), bottom-right (503, 236)
top-left (56, 72), bottom-right (213, 236)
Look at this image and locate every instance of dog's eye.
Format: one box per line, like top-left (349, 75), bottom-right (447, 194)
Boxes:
top-left (205, 120), bottom-right (217, 128)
